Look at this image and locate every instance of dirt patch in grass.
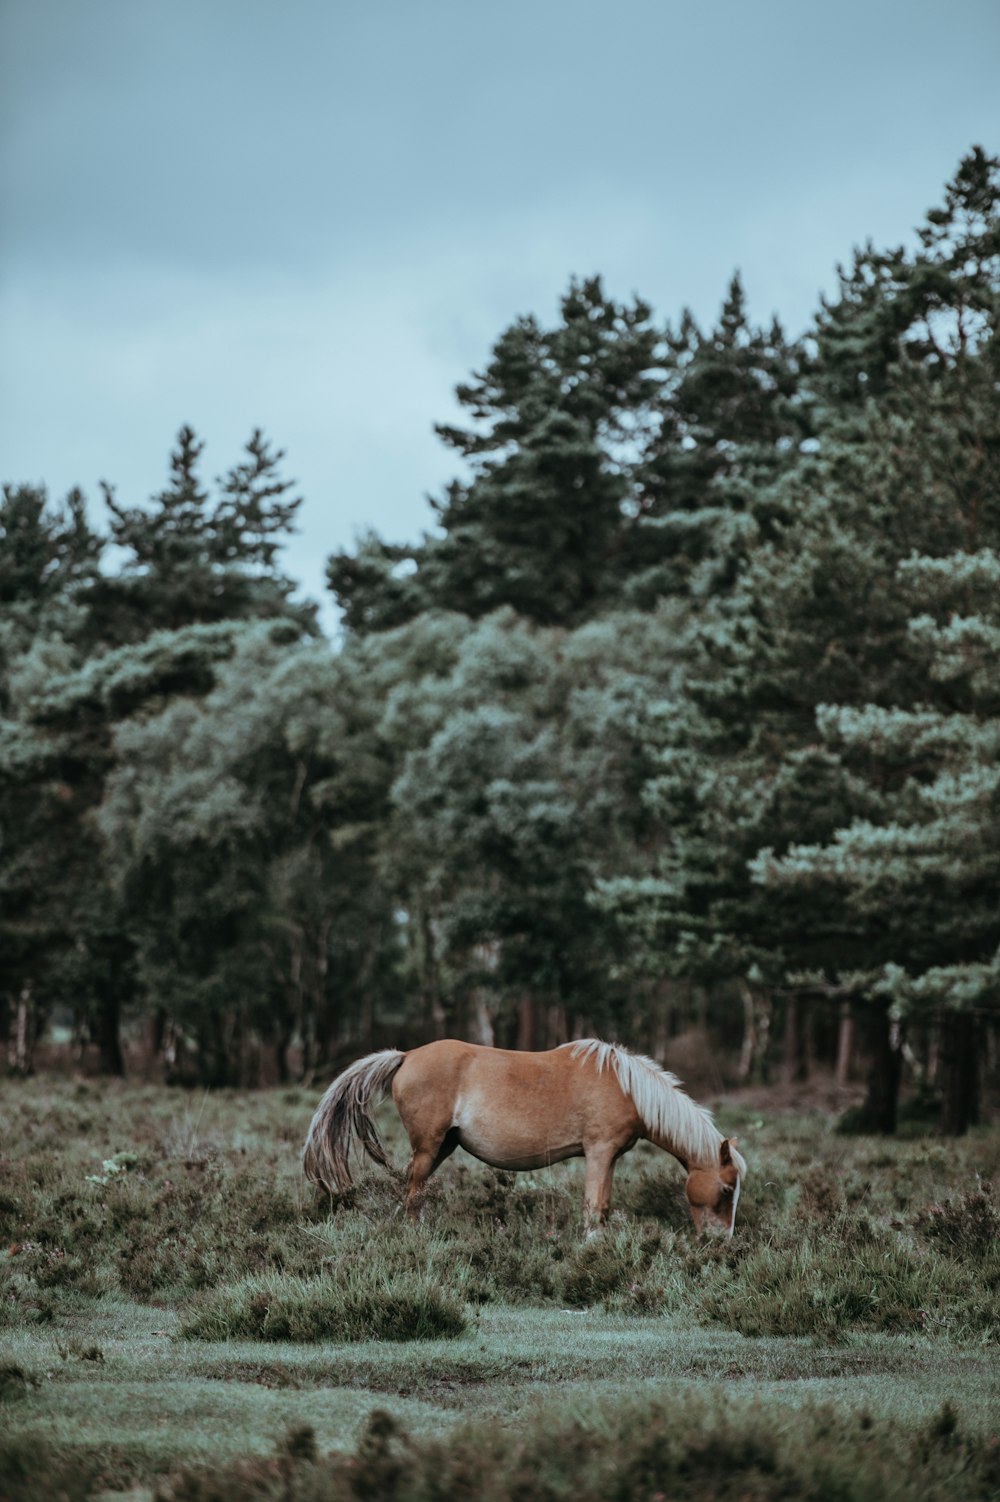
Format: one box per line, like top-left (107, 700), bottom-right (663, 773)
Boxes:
top-left (201, 1359), bottom-right (311, 1389)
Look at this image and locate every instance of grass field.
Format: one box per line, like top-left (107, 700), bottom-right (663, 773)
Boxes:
top-left (2, 1075), bottom-right (999, 1500)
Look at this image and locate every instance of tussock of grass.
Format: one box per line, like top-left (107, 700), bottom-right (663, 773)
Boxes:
top-left (180, 1269), bottom-right (467, 1342)
top-left (557, 1221), bottom-right (686, 1313)
top-left (696, 1213), bottom-right (1000, 1341)
top-left (0, 1361), bottom-right (40, 1400)
top-left (916, 1190), bottom-right (1000, 1258)
top-left (701, 1235), bottom-right (926, 1337)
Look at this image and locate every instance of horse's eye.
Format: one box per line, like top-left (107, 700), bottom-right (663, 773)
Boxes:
top-left (721, 1184), bottom-right (733, 1195)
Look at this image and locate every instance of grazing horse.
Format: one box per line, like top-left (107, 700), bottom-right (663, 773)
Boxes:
top-left (303, 1039), bottom-right (746, 1235)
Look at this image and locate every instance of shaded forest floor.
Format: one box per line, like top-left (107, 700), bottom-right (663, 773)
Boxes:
top-left (2, 1077), bottom-right (999, 1499)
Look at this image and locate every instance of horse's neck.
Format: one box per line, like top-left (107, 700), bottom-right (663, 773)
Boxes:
top-left (644, 1117), bottom-right (720, 1175)
top-left (646, 1130), bottom-right (692, 1173)
top-left (571, 1038), bottom-right (721, 1172)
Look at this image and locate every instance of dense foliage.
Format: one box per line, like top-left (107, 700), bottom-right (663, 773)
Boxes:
top-left (2, 151), bottom-right (998, 1129)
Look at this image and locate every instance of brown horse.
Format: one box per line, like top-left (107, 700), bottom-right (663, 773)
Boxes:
top-left (303, 1039), bottom-right (746, 1235)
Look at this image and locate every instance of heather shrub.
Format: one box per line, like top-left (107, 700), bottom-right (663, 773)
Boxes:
top-left (180, 1267), bottom-right (467, 1342)
top-left (149, 1396), bottom-right (1000, 1502)
top-left (916, 1189), bottom-right (1000, 1259)
top-left (0, 1361), bottom-right (39, 1400)
top-left (696, 1219), bottom-right (976, 1338)
top-left (557, 1221), bottom-right (676, 1310)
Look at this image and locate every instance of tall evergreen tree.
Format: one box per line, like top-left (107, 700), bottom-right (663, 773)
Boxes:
top-left (329, 277), bottom-right (662, 629)
top-left (749, 147), bottom-right (1000, 1130)
top-left (0, 484), bottom-right (101, 618)
top-left (622, 276), bottom-right (808, 605)
top-left (98, 622), bottom-right (399, 1084)
top-left (1, 429), bottom-right (314, 1074)
top-left (89, 426), bottom-right (312, 645)
top-left (597, 148), bottom-right (1000, 1129)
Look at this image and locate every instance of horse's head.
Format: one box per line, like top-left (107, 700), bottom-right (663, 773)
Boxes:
top-left (685, 1137), bottom-right (743, 1237)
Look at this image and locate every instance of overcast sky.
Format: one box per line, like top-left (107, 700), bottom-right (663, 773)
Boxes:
top-left (2, 0), bottom-right (998, 627)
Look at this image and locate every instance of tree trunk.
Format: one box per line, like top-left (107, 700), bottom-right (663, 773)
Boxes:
top-left (854, 999), bottom-right (902, 1133)
top-left (147, 1007), bottom-right (166, 1072)
top-left (546, 1004), bottom-right (568, 1048)
top-left (782, 994), bottom-right (809, 1084)
top-left (7, 983), bottom-right (34, 1075)
top-left (734, 982), bottom-right (774, 1084)
top-left (985, 1019), bottom-right (998, 1077)
top-left (419, 904), bottom-right (446, 1038)
top-left (516, 995), bottom-right (537, 1051)
top-left (693, 983), bottom-right (708, 1033)
top-left (737, 979), bottom-right (757, 1083)
top-left (755, 991), bottom-right (773, 1084)
top-left (939, 1010), bottom-right (979, 1136)
top-left (315, 918), bottom-right (331, 1047)
top-left (230, 1000), bottom-right (248, 1087)
top-left (71, 1012), bottom-right (89, 1066)
top-left (95, 992), bottom-right (125, 1077)
top-left (244, 1029), bottom-right (262, 1088)
top-left (160, 1020), bottom-right (186, 1084)
top-left (199, 1011), bottom-right (232, 1088)
top-left (834, 1000), bottom-right (854, 1088)
top-left (273, 1015), bottom-right (292, 1085)
top-left (468, 992), bottom-right (495, 1047)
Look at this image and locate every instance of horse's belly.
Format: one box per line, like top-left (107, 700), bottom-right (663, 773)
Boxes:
top-left (444, 1063), bottom-right (598, 1171)
top-left (456, 1128), bottom-right (582, 1172)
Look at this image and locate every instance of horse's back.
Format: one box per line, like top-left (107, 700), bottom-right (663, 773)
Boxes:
top-left (394, 1039), bottom-right (592, 1099)
top-left (392, 1038), bottom-right (546, 1115)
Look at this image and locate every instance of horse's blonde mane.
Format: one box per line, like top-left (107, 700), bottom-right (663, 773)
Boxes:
top-left (564, 1039), bottom-right (747, 1176)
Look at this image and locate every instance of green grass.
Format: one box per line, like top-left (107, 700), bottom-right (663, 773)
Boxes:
top-left (180, 1267), bottom-right (467, 1342)
top-left (3, 1307), bottom-right (999, 1499)
top-left (1, 1075), bottom-right (999, 1497)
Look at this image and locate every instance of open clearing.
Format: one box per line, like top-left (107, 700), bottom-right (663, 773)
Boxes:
top-left (2, 1077), bottom-right (999, 1498)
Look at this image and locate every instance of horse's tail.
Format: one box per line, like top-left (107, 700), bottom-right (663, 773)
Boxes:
top-left (302, 1048), bottom-right (406, 1194)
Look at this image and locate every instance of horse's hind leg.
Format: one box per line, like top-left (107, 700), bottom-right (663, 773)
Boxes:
top-left (404, 1129), bottom-right (458, 1219)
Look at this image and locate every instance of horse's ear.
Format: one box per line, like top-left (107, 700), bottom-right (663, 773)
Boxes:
top-left (720, 1138), bottom-right (732, 1165)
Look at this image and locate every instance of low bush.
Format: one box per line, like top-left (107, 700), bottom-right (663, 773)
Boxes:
top-left (696, 1217), bottom-right (977, 1338)
top-left (180, 1267), bottom-right (467, 1342)
top-left (0, 1361), bottom-right (39, 1400)
top-left (147, 1395), bottom-right (1000, 1502)
top-left (0, 1440), bottom-right (146, 1502)
top-left (557, 1221), bottom-right (685, 1314)
top-left (916, 1189), bottom-right (1000, 1259)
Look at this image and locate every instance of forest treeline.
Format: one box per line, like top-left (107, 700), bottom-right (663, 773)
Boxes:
top-left (2, 150), bottom-right (998, 1133)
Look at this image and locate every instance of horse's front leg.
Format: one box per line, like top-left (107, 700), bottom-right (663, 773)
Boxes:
top-left (582, 1145), bottom-right (617, 1238)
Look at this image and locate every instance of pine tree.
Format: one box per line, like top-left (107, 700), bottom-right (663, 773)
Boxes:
top-left (620, 275), bottom-right (808, 606)
top-left (0, 484), bottom-right (101, 615)
top-left (1, 428), bottom-right (313, 1074)
top-left (329, 277), bottom-right (662, 629)
top-left (750, 148), bottom-right (1000, 1131)
top-left (597, 149), bottom-right (1000, 1128)
top-left (90, 426), bottom-right (311, 644)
